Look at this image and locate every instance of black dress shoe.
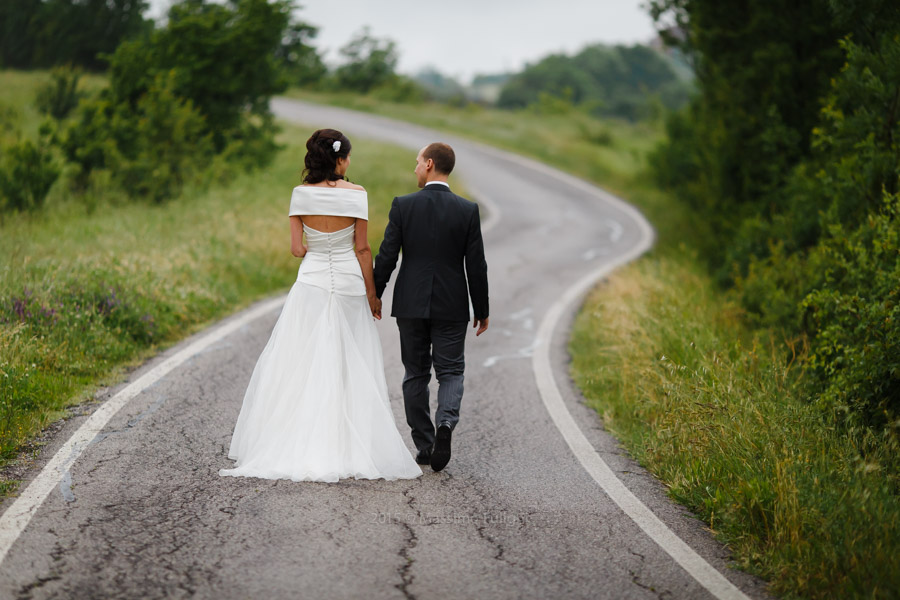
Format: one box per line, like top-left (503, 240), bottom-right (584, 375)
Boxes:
top-left (430, 423), bottom-right (452, 472)
top-left (415, 448), bottom-right (431, 465)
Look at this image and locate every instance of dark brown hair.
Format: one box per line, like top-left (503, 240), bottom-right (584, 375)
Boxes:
top-left (302, 128), bottom-right (352, 184)
top-left (423, 142), bottom-right (455, 175)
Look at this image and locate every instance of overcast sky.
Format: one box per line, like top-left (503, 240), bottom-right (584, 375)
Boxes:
top-left (147, 0), bottom-right (658, 83)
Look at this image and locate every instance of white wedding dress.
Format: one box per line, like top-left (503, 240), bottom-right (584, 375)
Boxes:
top-left (218, 186), bottom-right (422, 482)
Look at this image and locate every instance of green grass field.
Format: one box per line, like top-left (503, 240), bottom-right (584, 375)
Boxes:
top-left (286, 89), bottom-right (900, 599)
top-left (0, 69), bottom-right (106, 140)
top-left (0, 71), bottom-right (453, 497)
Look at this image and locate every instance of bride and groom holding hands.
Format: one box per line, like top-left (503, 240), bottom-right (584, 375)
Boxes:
top-left (218, 128), bottom-right (490, 482)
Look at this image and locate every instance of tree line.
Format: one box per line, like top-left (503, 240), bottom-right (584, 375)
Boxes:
top-left (648, 0), bottom-right (899, 462)
top-left (0, 0), bottom-right (150, 71)
top-left (497, 43), bottom-right (692, 121)
top-left (0, 0), bottom-right (692, 216)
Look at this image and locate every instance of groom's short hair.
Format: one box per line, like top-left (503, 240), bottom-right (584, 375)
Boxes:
top-left (423, 143), bottom-right (455, 175)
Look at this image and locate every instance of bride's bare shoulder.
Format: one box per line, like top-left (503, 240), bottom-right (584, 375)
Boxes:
top-left (340, 181), bottom-right (366, 192)
top-left (299, 181), bottom-right (365, 192)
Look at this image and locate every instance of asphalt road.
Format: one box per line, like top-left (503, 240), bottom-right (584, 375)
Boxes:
top-left (0, 99), bottom-right (774, 599)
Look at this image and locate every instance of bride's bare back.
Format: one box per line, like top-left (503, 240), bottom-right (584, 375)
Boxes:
top-left (298, 180), bottom-right (365, 233)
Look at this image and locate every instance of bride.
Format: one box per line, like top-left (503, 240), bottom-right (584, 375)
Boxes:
top-left (218, 128), bottom-right (423, 482)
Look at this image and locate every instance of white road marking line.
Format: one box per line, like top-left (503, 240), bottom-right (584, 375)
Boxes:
top-left (509, 307), bottom-right (532, 320)
top-left (581, 247), bottom-right (611, 261)
top-left (280, 103), bottom-right (752, 596)
top-left (519, 172), bottom-right (751, 598)
top-left (0, 176), bottom-right (496, 569)
top-left (483, 307), bottom-right (536, 367)
top-left (602, 217), bottom-right (624, 243)
top-left (482, 339), bottom-right (539, 368)
top-left (0, 295), bottom-right (288, 568)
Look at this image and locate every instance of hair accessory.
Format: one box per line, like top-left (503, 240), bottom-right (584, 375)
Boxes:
top-left (332, 140), bottom-right (341, 153)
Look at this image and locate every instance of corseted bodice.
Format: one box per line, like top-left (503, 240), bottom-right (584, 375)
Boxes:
top-left (296, 224), bottom-right (365, 296)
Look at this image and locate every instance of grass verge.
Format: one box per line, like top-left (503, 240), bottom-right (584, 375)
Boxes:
top-left (570, 255), bottom-right (898, 598)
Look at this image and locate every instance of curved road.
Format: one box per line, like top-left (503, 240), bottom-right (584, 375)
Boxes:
top-left (0, 99), bottom-right (773, 599)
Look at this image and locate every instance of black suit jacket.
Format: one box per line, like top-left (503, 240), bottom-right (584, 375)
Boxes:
top-left (374, 183), bottom-right (489, 321)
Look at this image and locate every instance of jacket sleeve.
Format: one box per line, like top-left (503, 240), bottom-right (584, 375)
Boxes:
top-left (373, 197), bottom-right (402, 299)
top-left (464, 204), bottom-right (489, 320)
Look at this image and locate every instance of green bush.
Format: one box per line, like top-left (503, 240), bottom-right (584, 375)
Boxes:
top-left (0, 124), bottom-right (59, 214)
top-left (58, 92), bottom-right (120, 189)
top-left (736, 28), bottom-right (900, 433)
top-left (108, 0), bottom-right (292, 152)
top-left (61, 71), bottom-right (213, 203)
top-left (53, 0), bottom-right (301, 203)
top-left (34, 65), bottom-right (84, 120)
top-left (276, 19), bottom-right (327, 87)
top-left (215, 111), bottom-right (283, 172)
top-left (0, 0), bottom-right (150, 71)
top-left (650, 0), bottom-right (900, 440)
top-left (802, 191), bottom-right (900, 436)
top-left (331, 27), bottom-right (400, 93)
top-left (369, 76), bottom-right (426, 104)
top-left (497, 43), bottom-right (692, 121)
top-left (531, 89), bottom-right (575, 115)
top-left (114, 71), bottom-right (214, 203)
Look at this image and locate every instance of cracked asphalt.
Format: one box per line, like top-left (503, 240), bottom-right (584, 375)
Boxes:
top-left (0, 99), bottom-right (775, 599)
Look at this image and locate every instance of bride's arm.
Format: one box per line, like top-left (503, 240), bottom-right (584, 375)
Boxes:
top-left (354, 218), bottom-right (381, 319)
top-left (290, 216), bottom-right (306, 257)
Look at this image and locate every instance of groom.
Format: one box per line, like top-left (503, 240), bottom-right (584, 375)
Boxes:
top-left (373, 142), bottom-right (489, 472)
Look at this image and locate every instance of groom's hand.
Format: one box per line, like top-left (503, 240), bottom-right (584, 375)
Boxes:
top-left (473, 317), bottom-right (489, 336)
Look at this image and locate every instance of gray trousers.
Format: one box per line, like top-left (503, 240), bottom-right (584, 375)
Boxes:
top-left (396, 318), bottom-right (467, 454)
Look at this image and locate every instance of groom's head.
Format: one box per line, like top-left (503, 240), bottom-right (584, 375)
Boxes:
top-left (415, 142), bottom-right (455, 188)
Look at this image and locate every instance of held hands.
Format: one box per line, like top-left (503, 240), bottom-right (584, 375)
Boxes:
top-left (473, 317), bottom-right (489, 336)
top-left (368, 295), bottom-right (382, 320)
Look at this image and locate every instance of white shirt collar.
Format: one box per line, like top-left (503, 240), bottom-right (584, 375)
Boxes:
top-left (425, 181), bottom-right (450, 188)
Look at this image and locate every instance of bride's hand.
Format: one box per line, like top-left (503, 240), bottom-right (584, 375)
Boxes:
top-left (368, 295), bottom-right (382, 320)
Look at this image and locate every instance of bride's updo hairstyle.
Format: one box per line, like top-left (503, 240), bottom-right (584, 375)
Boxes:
top-left (302, 128), bottom-right (352, 184)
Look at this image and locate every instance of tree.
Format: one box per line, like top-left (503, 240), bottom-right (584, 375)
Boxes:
top-left (276, 19), bottom-right (326, 86)
top-left (61, 0), bottom-right (311, 202)
top-left (498, 54), bottom-right (594, 108)
top-left (107, 0), bottom-right (295, 151)
top-left (413, 68), bottom-right (465, 102)
top-left (0, 0), bottom-right (150, 70)
top-left (332, 27), bottom-right (399, 93)
top-left (647, 0), bottom-right (844, 269)
top-left (648, 0), bottom-right (900, 437)
top-left (496, 43), bottom-right (690, 120)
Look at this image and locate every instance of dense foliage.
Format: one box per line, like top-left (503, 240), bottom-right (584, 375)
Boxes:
top-left (648, 0), bottom-right (900, 444)
top-left (61, 70), bottom-right (215, 202)
top-left (107, 0), bottom-right (292, 151)
top-left (0, 121), bottom-right (58, 215)
top-left (56, 0), bottom-right (302, 202)
top-left (0, 0), bottom-right (150, 71)
top-left (498, 43), bottom-right (692, 120)
top-left (323, 28), bottom-right (424, 103)
top-left (34, 66), bottom-right (85, 120)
